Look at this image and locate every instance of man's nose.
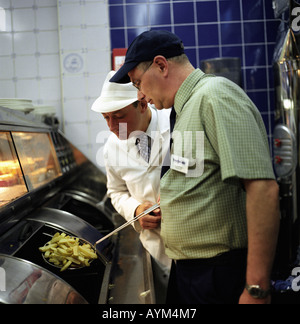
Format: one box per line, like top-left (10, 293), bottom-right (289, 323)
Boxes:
top-left (108, 118), bottom-right (117, 131)
top-left (138, 90), bottom-right (146, 101)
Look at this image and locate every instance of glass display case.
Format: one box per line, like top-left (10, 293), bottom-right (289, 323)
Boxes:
top-left (11, 132), bottom-right (62, 191)
top-left (0, 132), bottom-right (28, 208)
top-left (70, 142), bottom-right (88, 166)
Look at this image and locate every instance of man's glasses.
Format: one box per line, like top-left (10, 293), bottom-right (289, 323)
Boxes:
top-left (132, 61), bottom-right (153, 91)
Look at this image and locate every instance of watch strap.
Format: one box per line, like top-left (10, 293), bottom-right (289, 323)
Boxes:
top-left (245, 284), bottom-right (271, 299)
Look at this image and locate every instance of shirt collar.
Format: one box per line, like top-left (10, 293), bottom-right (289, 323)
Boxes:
top-left (174, 69), bottom-right (206, 116)
top-left (145, 107), bottom-right (157, 140)
top-left (127, 106), bottom-right (157, 146)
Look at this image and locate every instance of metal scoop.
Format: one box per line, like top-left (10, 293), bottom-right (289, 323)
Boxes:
top-left (94, 203), bottom-right (160, 248)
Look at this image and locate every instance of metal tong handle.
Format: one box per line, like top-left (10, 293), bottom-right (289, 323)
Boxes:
top-left (94, 203), bottom-right (160, 247)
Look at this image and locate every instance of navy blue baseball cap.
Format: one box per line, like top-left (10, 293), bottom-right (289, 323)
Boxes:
top-left (110, 30), bottom-right (185, 84)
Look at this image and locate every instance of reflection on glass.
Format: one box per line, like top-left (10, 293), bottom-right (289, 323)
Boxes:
top-left (0, 132), bottom-right (27, 208)
top-left (12, 132), bottom-right (62, 190)
top-left (70, 143), bottom-right (88, 166)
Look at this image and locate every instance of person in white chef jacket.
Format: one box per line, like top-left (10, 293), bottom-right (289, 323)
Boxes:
top-left (91, 71), bottom-right (171, 304)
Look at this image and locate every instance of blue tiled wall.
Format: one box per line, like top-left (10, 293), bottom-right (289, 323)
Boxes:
top-left (108, 0), bottom-right (280, 142)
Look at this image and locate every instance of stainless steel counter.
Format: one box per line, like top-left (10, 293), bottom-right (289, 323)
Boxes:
top-left (107, 215), bottom-right (155, 304)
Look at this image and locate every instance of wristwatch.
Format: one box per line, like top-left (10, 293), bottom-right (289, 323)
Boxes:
top-left (245, 284), bottom-right (271, 299)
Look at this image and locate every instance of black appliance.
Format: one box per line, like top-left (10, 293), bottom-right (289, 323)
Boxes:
top-left (0, 106), bottom-right (155, 304)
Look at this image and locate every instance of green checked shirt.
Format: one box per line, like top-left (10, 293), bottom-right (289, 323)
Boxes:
top-left (160, 69), bottom-right (275, 260)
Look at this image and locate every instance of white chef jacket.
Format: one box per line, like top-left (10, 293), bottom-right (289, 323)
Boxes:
top-left (104, 107), bottom-right (171, 268)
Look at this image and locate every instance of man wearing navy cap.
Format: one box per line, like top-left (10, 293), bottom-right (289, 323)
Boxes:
top-left (112, 30), bottom-right (280, 305)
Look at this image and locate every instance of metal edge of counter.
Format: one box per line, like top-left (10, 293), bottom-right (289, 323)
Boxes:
top-left (0, 253), bottom-right (89, 304)
top-left (143, 250), bottom-right (156, 304)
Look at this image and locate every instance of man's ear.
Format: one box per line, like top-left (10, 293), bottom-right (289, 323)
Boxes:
top-left (153, 55), bottom-right (168, 74)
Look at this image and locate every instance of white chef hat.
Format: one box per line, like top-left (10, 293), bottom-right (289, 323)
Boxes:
top-left (91, 71), bottom-right (138, 113)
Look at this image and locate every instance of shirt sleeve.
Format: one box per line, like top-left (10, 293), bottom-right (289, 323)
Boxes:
top-left (200, 77), bottom-right (275, 182)
top-left (104, 142), bottom-right (143, 233)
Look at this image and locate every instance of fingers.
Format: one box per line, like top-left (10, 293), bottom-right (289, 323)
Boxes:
top-left (135, 201), bottom-right (161, 216)
top-left (150, 207), bottom-right (161, 216)
top-left (135, 201), bottom-right (153, 216)
top-left (139, 214), bottom-right (161, 230)
top-left (135, 201), bottom-right (162, 230)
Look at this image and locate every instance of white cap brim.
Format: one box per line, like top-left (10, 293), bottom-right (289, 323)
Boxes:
top-left (91, 96), bottom-right (138, 113)
top-left (91, 71), bottom-right (138, 113)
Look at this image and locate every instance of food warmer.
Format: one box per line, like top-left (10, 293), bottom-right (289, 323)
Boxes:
top-left (0, 106), bottom-right (155, 304)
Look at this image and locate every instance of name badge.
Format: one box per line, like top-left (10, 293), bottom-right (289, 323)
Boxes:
top-left (171, 155), bottom-right (189, 174)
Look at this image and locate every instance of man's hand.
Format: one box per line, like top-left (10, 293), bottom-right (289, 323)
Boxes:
top-left (135, 201), bottom-right (161, 230)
